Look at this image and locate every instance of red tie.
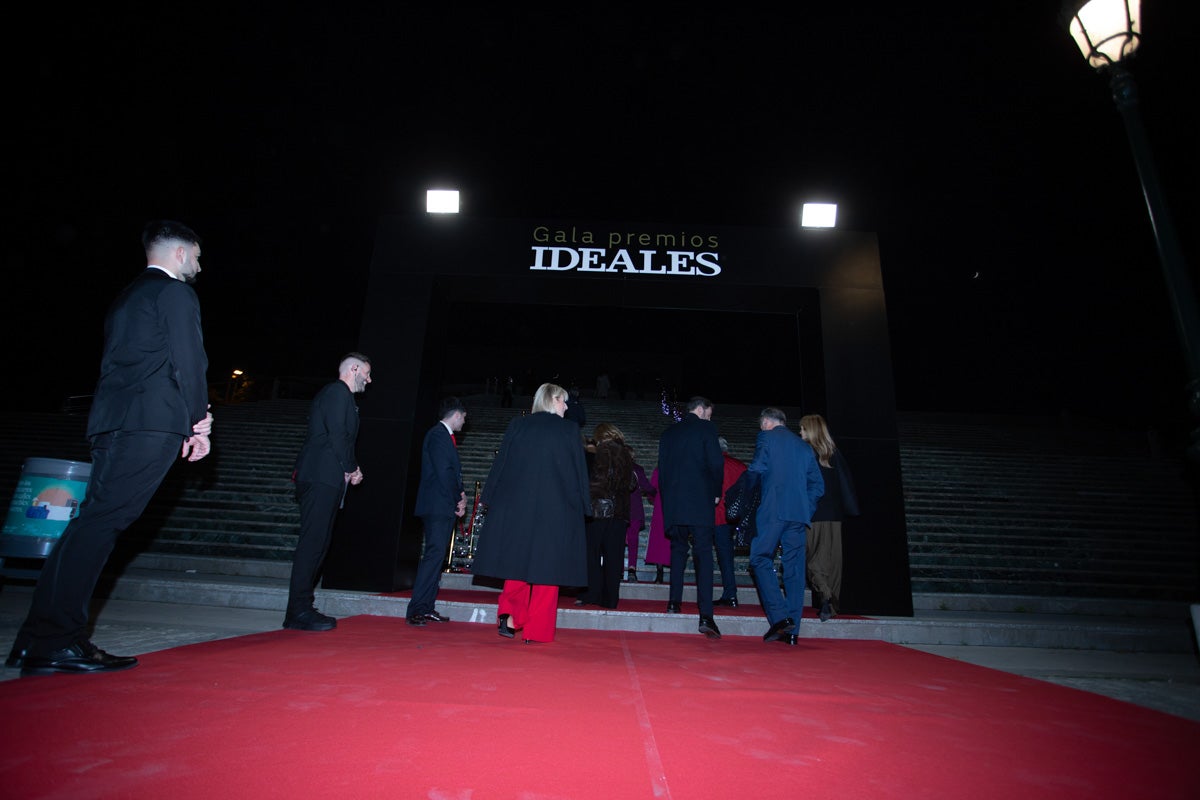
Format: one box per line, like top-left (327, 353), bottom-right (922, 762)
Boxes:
top-left (451, 433), bottom-right (457, 447)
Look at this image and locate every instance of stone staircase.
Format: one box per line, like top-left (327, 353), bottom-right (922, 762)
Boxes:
top-left (2, 399), bottom-right (1197, 609)
top-left (898, 413), bottom-right (1199, 601)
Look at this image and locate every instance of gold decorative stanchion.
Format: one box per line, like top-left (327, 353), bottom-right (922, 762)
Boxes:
top-left (466, 481), bottom-right (483, 561)
top-left (443, 481), bottom-right (484, 573)
top-left (443, 518), bottom-right (460, 572)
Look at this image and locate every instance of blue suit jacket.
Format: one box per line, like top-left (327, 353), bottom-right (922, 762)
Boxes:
top-left (747, 426), bottom-right (825, 527)
top-left (657, 413), bottom-right (723, 528)
top-left (414, 422), bottom-right (463, 517)
top-left (87, 268), bottom-right (208, 437)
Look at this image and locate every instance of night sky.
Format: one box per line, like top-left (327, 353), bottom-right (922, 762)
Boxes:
top-left (6, 4), bottom-right (1198, 437)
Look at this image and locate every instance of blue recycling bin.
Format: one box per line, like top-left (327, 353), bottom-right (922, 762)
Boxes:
top-left (1, 457), bottom-right (92, 559)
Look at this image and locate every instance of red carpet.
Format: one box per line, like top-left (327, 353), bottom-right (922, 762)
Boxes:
top-left (1, 616), bottom-right (1195, 799)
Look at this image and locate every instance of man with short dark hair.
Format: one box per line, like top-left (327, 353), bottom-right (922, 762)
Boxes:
top-left (657, 395), bottom-right (724, 639)
top-left (408, 396), bottom-right (467, 625)
top-left (284, 353), bottom-right (371, 631)
top-left (11, 220), bottom-right (212, 675)
top-left (747, 407), bottom-right (824, 646)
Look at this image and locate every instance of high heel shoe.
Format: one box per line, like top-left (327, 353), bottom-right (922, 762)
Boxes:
top-left (626, 568), bottom-right (638, 583)
top-left (654, 565), bottom-right (664, 584)
top-left (498, 613), bottom-right (515, 639)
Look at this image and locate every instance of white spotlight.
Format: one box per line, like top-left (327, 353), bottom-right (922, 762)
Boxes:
top-left (801, 203), bottom-right (838, 228)
top-left (426, 190), bottom-right (460, 214)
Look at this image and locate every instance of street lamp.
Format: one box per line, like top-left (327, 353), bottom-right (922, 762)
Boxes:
top-left (226, 369), bottom-right (245, 403)
top-left (1064, 0), bottom-right (1200, 458)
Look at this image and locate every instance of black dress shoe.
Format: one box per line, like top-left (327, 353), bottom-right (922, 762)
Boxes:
top-left (763, 617), bottom-right (795, 642)
top-left (819, 599), bottom-right (834, 621)
top-left (777, 634), bottom-right (799, 646)
top-left (714, 597), bottom-right (738, 608)
top-left (283, 608), bottom-right (337, 632)
top-left (665, 602), bottom-right (681, 614)
top-left (698, 617), bottom-right (722, 639)
top-left (423, 610), bottom-right (450, 623)
top-left (406, 616), bottom-right (427, 626)
top-left (21, 641), bottom-right (138, 676)
top-left (6, 641), bottom-right (28, 669)
top-left (498, 613), bottom-right (515, 639)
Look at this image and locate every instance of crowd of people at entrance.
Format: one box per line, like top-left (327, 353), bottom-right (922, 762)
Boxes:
top-left (441, 386), bottom-right (860, 645)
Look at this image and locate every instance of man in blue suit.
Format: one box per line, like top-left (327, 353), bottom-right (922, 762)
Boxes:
top-left (13, 220), bottom-right (213, 675)
top-left (657, 396), bottom-right (724, 639)
top-left (284, 353), bottom-right (371, 631)
top-left (408, 397), bottom-right (467, 625)
top-left (747, 407), bottom-right (824, 646)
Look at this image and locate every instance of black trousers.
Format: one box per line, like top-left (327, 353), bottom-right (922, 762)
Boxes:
top-left (409, 514), bottom-right (454, 618)
top-left (287, 481), bottom-right (342, 617)
top-left (714, 523), bottom-right (738, 601)
top-left (19, 430), bottom-right (182, 654)
top-left (668, 524), bottom-right (715, 616)
top-left (583, 517), bottom-right (627, 608)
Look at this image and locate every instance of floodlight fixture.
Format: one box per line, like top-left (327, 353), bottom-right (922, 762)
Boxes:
top-left (426, 189), bottom-right (460, 214)
top-left (801, 203), bottom-right (837, 229)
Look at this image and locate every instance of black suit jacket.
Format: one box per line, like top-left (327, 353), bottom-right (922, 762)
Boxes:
top-left (294, 380), bottom-right (360, 488)
top-left (87, 268), bottom-right (208, 437)
top-left (414, 422), bottom-right (463, 517)
top-left (657, 413), bottom-right (724, 528)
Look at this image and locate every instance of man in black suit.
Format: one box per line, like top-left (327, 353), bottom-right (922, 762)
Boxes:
top-left (657, 396), bottom-right (724, 639)
top-left (407, 397), bottom-right (467, 625)
top-left (284, 353), bottom-right (371, 631)
top-left (12, 220), bottom-right (213, 675)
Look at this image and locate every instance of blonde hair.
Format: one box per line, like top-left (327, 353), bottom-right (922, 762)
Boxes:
top-left (799, 414), bottom-right (836, 467)
top-left (592, 422), bottom-right (625, 444)
top-left (531, 383), bottom-right (567, 414)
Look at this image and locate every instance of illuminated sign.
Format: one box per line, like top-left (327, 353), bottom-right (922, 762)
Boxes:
top-left (528, 225), bottom-right (722, 277)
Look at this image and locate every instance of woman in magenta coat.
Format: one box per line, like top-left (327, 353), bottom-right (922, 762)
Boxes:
top-left (623, 449), bottom-right (655, 582)
top-left (643, 468), bottom-right (671, 583)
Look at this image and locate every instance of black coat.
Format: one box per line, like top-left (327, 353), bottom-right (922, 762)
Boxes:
top-left (656, 413), bottom-right (723, 528)
top-left (87, 268), bottom-right (208, 437)
top-left (472, 412), bottom-right (591, 586)
top-left (811, 450), bottom-right (860, 521)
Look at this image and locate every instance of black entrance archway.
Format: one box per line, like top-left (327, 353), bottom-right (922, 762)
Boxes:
top-left (324, 216), bottom-right (912, 616)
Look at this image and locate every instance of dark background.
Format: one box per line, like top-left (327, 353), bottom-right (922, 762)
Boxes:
top-left (4, 4), bottom-right (1197, 440)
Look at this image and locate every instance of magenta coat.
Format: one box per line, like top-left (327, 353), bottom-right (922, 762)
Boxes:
top-left (644, 468), bottom-right (671, 565)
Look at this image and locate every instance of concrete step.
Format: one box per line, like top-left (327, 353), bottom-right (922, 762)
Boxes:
top-left (91, 553), bottom-right (1195, 653)
top-left (909, 575), bottom-right (1196, 599)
